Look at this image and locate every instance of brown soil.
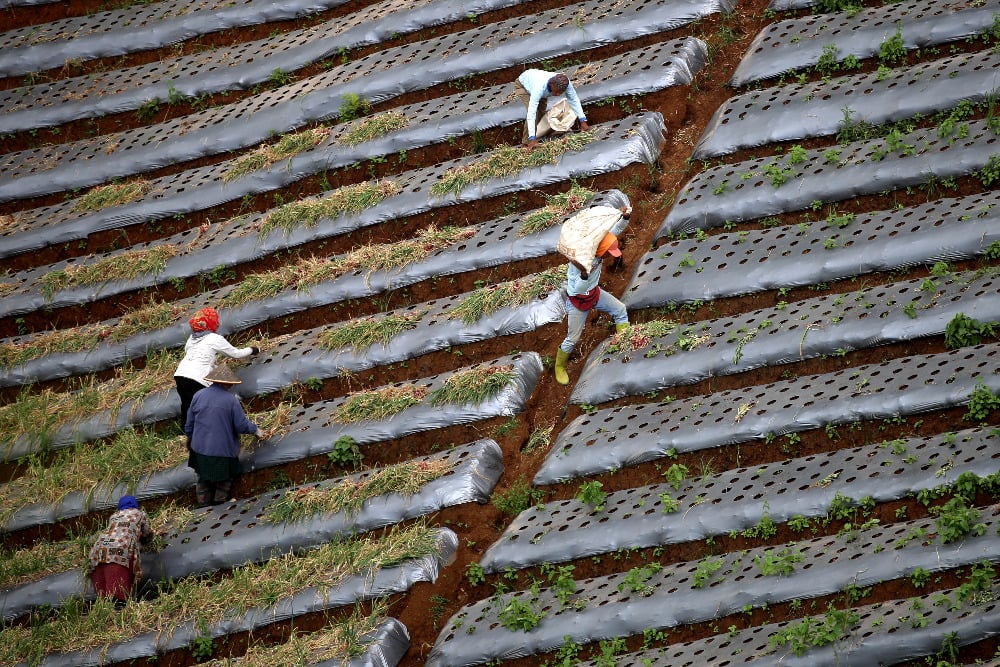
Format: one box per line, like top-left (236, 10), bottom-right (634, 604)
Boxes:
top-left (5, 0), bottom-right (1000, 665)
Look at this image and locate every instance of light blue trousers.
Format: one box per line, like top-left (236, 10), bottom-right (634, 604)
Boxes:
top-left (560, 290), bottom-right (629, 353)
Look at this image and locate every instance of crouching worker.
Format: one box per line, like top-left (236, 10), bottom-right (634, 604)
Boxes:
top-left (555, 204), bottom-right (632, 385)
top-left (184, 363), bottom-right (262, 507)
top-left (88, 495), bottom-right (153, 608)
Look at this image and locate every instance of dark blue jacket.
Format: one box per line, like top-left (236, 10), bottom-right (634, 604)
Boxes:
top-left (184, 384), bottom-right (258, 458)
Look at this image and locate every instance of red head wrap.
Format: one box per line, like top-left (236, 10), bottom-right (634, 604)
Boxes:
top-left (189, 307), bottom-right (219, 333)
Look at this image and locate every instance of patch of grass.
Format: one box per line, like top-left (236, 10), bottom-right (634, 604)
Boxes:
top-left (604, 320), bottom-right (678, 354)
top-left (0, 427), bottom-right (188, 527)
top-left (222, 225), bottom-right (474, 308)
top-left (428, 364), bottom-right (516, 406)
top-left (266, 458), bottom-right (453, 523)
top-left (430, 132), bottom-right (595, 197)
top-left (330, 384), bottom-right (429, 424)
top-left (447, 267), bottom-right (564, 324)
top-left (318, 309), bottom-right (426, 352)
top-left (518, 183), bottom-right (595, 236)
top-left (39, 245), bottom-right (179, 299)
top-left (224, 127), bottom-right (331, 182)
top-left (338, 111), bottom-right (409, 146)
top-left (0, 348), bottom-right (182, 448)
top-left (258, 179), bottom-right (400, 237)
top-left (72, 180), bottom-right (151, 212)
top-left (0, 524), bottom-right (438, 665)
top-left (202, 602), bottom-right (388, 666)
top-left (492, 477), bottom-right (544, 516)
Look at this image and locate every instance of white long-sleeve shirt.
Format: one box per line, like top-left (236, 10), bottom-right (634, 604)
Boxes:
top-left (517, 69), bottom-right (586, 140)
top-left (174, 332), bottom-right (254, 386)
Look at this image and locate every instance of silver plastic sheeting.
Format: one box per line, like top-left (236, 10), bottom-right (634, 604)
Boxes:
top-left (340, 619), bottom-right (410, 667)
top-left (536, 342), bottom-right (1000, 483)
top-left (491, 429), bottom-right (1000, 567)
top-left (14, 530), bottom-right (456, 667)
top-left (0, 192), bottom-right (626, 388)
top-left (573, 268), bottom-right (1000, 405)
top-left (0, 39), bottom-right (702, 204)
top-left (427, 516), bottom-right (1000, 667)
top-left (0, 110), bottom-right (658, 267)
top-left (730, 0), bottom-right (1000, 86)
top-left (0, 0), bottom-right (353, 77)
top-left (696, 48), bottom-right (1000, 159)
top-left (0, 119), bottom-right (656, 314)
top-left (663, 118), bottom-right (1000, 234)
top-left (576, 590), bottom-right (1000, 666)
top-left (2, 441), bottom-right (497, 617)
top-left (0, 0), bottom-right (725, 134)
top-left (636, 190), bottom-right (1000, 306)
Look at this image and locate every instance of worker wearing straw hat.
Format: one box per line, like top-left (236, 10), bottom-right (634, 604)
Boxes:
top-left (184, 363), bottom-right (263, 507)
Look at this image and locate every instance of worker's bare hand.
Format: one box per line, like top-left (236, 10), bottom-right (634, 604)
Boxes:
top-left (523, 139), bottom-right (540, 150)
top-left (620, 205), bottom-right (632, 217)
top-left (579, 120), bottom-right (589, 132)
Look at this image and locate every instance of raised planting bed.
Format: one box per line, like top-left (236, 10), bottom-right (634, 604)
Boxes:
top-left (537, 342), bottom-right (1000, 481)
top-left (0, 525), bottom-right (455, 667)
top-left (0, 0), bottom-right (350, 77)
top-left (428, 514), bottom-right (1000, 666)
top-left (729, 0), bottom-right (1000, 86)
top-left (490, 428), bottom-right (999, 569)
top-left (0, 0), bottom-right (727, 134)
top-left (574, 585), bottom-right (1000, 665)
top-left (662, 117), bottom-right (1000, 234)
top-left (576, 267), bottom-right (1000, 405)
top-left (0, 39), bottom-right (703, 204)
top-left (2, 439), bottom-right (500, 619)
top-left (632, 190), bottom-right (1000, 307)
top-left (696, 48), bottom-right (1000, 159)
top-left (0, 121), bottom-right (654, 315)
top-left (0, 352), bottom-right (539, 528)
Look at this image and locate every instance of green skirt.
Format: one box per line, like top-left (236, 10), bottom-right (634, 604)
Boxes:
top-left (189, 451), bottom-right (241, 483)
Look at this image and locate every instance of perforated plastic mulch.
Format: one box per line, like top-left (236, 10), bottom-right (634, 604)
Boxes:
top-left (3, 440), bottom-right (498, 618)
top-left (574, 267), bottom-right (1000, 405)
top-left (696, 48), bottom-right (1000, 158)
top-left (0, 39), bottom-right (702, 203)
top-left (428, 514), bottom-right (1000, 666)
top-left (630, 190), bottom-right (1000, 309)
top-left (729, 0), bottom-right (1000, 86)
top-left (663, 118), bottom-right (1000, 234)
top-left (537, 342), bottom-right (1000, 482)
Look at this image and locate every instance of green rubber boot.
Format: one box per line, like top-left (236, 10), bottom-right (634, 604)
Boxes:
top-left (616, 322), bottom-right (630, 334)
top-left (554, 349), bottom-right (570, 385)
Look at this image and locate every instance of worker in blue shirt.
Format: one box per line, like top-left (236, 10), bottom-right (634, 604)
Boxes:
top-left (513, 69), bottom-right (589, 149)
top-left (184, 363), bottom-right (263, 507)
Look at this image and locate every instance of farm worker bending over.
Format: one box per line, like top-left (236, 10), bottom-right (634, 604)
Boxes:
top-left (174, 306), bottom-right (259, 429)
top-left (88, 495), bottom-right (153, 608)
top-left (513, 69), bottom-right (588, 148)
top-left (184, 363), bottom-right (263, 507)
top-left (555, 204), bottom-right (632, 385)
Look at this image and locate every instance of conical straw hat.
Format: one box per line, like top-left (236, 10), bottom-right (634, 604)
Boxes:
top-left (203, 363), bottom-right (242, 385)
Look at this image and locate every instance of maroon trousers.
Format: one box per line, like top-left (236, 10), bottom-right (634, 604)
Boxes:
top-left (91, 562), bottom-right (134, 601)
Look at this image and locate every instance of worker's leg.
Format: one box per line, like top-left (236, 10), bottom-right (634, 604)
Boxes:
top-left (212, 479), bottom-right (233, 505)
top-left (92, 562), bottom-right (134, 603)
top-left (195, 480), bottom-right (213, 508)
top-left (512, 81), bottom-right (546, 143)
top-left (555, 301), bottom-right (588, 385)
top-left (593, 290), bottom-right (629, 327)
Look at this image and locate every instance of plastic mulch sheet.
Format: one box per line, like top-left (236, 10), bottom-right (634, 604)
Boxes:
top-left (2, 440), bottom-right (498, 618)
top-left (536, 342), bottom-right (1000, 483)
top-left (729, 0), bottom-right (1000, 86)
top-left (696, 48), bottom-right (1000, 159)
top-left (0, 0), bottom-right (728, 135)
top-left (575, 589), bottom-right (1000, 666)
top-left (340, 618), bottom-right (410, 667)
top-left (632, 190), bottom-right (1000, 307)
top-left (0, 108), bottom-right (659, 265)
top-left (574, 268), bottom-right (1000, 405)
top-left (0, 353), bottom-right (538, 527)
top-left (0, 191), bottom-right (628, 389)
top-left (427, 515), bottom-right (1000, 666)
top-left (484, 429), bottom-right (999, 568)
top-left (662, 118), bottom-right (1000, 234)
top-left (0, 39), bottom-right (702, 203)
top-left (12, 530), bottom-right (456, 667)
